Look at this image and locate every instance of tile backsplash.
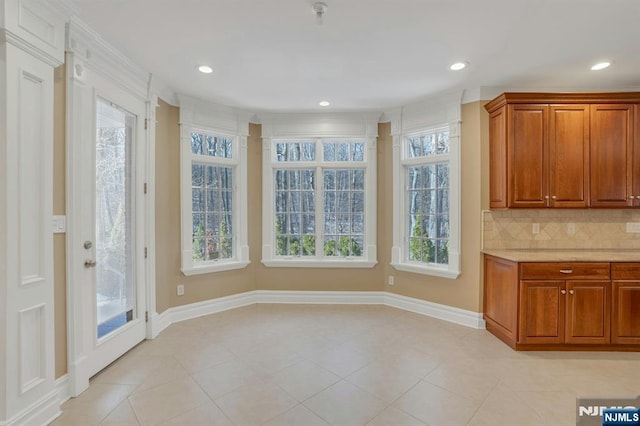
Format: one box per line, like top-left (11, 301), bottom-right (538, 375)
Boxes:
top-left (482, 209), bottom-right (640, 250)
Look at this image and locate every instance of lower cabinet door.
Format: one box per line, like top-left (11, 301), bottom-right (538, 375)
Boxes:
top-left (612, 281), bottom-right (640, 344)
top-left (519, 280), bottom-right (565, 344)
top-left (565, 281), bottom-right (611, 344)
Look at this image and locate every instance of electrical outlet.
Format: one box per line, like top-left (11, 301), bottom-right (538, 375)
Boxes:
top-left (532, 223), bottom-right (540, 234)
top-left (177, 284), bottom-right (185, 296)
top-left (567, 223), bottom-right (576, 235)
top-left (387, 276), bottom-right (395, 286)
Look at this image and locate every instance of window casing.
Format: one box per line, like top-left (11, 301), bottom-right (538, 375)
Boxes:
top-left (180, 112), bottom-right (250, 275)
top-left (263, 138), bottom-right (377, 268)
top-left (391, 118), bottom-right (461, 279)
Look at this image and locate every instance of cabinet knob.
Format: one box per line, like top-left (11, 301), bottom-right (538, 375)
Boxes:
top-left (569, 289), bottom-right (574, 295)
top-left (560, 289), bottom-right (566, 295)
top-left (544, 195), bottom-right (550, 200)
top-left (551, 195), bottom-right (557, 200)
top-left (630, 196), bottom-right (635, 200)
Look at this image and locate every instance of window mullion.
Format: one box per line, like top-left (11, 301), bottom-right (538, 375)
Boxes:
top-left (316, 165), bottom-right (323, 259)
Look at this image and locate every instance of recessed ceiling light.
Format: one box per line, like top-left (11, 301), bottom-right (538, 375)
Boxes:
top-left (197, 65), bottom-right (213, 74)
top-left (319, 101), bottom-right (331, 107)
top-left (449, 62), bottom-right (468, 71)
top-left (591, 62), bottom-right (611, 71)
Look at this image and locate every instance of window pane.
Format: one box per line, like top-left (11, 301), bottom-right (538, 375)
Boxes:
top-left (192, 164), bottom-right (204, 187)
top-left (337, 143), bottom-right (349, 161)
top-left (352, 192), bottom-right (364, 213)
top-left (276, 141), bottom-right (315, 162)
top-left (352, 142), bottom-right (365, 161)
top-left (323, 143), bottom-right (336, 161)
top-left (274, 168), bottom-right (315, 257)
top-left (351, 170), bottom-right (365, 190)
top-left (405, 162), bottom-right (449, 265)
top-left (302, 170), bottom-right (315, 190)
top-left (192, 189), bottom-right (204, 213)
top-left (405, 129), bottom-right (449, 158)
top-left (192, 164), bottom-right (234, 263)
top-left (191, 133), bottom-right (203, 155)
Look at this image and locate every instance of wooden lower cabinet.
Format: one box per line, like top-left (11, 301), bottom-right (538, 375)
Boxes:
top-left (518, 280), bottom-right (610, 345)
top-left (519, 280), bottom-right (564, 344)
top-left (564, 281), bottom-right (610, 344)
top-left (483, 255), bottom-right (639, 351)
top-left (612, 263), bottom-right (640, 344)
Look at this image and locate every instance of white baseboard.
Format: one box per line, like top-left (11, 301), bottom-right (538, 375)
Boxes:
top-left (156, 290), bottom-right (485, 332)
top-left (55, 375), bottom-right (70, 405)
top-left (161, 291), bottom-right (258, 328)
top-left (384, 292), bottom-right (485, 329)
top-left (254, 290), bottom-right (386, 305)
top-left (148, 310), bottom-right (172, 339)
top-left (0, 389), bottom-right (60, 426)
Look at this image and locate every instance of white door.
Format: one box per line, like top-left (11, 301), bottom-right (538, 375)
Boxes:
top-left (67, 61), bottom-right (148, 395)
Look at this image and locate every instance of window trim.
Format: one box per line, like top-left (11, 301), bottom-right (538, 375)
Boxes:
top-left (179, 98), bottom-right (250, 275)
top-left (389, 97), bottom-right (462, 279)
top-left (262, 131), bottom-right (378, 269)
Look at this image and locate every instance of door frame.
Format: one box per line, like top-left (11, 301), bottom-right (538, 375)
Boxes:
top-left (65, 21), bottom-right (157, 397)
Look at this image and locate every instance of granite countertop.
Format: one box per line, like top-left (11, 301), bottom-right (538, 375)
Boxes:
top-left (482, 249), bottom-right (640, 262)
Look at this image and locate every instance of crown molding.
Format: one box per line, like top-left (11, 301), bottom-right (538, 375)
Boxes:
top-left (66, 16), bottom-right (151, 101)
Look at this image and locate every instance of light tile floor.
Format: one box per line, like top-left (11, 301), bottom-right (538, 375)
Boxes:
top-left (51, 304), bottom-right (640, 425)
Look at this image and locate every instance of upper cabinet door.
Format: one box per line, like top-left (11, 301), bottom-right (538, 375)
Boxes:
top-left (633, 105), bottom-right (640, 206)
top-left (590, 104), bottom-right (634, 207)
top-left (549, 105), bottom-right (590, 208)
top-left (489, 106), bottom-right (508, 209)
top-left (508, 104), bottom-right (549, 208)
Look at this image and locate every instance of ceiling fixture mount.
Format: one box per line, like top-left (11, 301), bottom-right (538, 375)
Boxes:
top-left (449, 61), bottom-right (468, 71)
top-left (319, 100), bottom-right (331, 107)
top-left (197, 65), bottom-right (213, 74)
top-left (312, 2), bottom-right (328, 25)
top-left (591, 61), bottom-right (611, 71)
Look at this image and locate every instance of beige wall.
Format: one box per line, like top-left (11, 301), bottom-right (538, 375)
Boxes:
top-left (53, 65), bottom-right (67, 379)
top-left (154, 102), bottom-right (256, 311)
top-left (381, 102), bottom-right (488, 312)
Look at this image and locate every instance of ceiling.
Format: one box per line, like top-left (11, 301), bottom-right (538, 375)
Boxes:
top-left (66, 0), bottom-right (640, 112)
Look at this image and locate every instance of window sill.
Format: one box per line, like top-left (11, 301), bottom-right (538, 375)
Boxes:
top-left (262, 258), bottom-right (377, 269)
top-left (181, 260), bottom-right (250, 276)
top-left (390, 262), bottom-right (460, 279)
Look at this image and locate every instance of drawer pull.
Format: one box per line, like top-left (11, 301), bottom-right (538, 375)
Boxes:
top-left (559, 269), bottom-right (573, 274)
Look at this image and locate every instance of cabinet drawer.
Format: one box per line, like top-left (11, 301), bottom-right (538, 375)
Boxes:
top-left (612, 263), bottom-right (640, 280)
top-left (520, 263), bottom-right (610, 280)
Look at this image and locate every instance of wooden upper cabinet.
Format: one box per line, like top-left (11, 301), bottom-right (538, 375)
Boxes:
top-left (549, 105), bottom-right (589, 207)
top-left (489, 107), bottom-right (507, 208)
top-left (590, 104), bottom-right (634, 207)
top-left (633, 106), bottom-right (640, 206)
top-left (508, 105), bottom-right (548, 208)
top-left (485, 92), bottom-right (640, 209)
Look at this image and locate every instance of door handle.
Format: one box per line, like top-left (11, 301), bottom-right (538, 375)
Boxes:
top-left (84, 260), bottom-right (97, 268)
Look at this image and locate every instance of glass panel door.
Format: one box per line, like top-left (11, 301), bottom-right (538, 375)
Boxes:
top-left (95, 98), bottom-right (136, 339)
